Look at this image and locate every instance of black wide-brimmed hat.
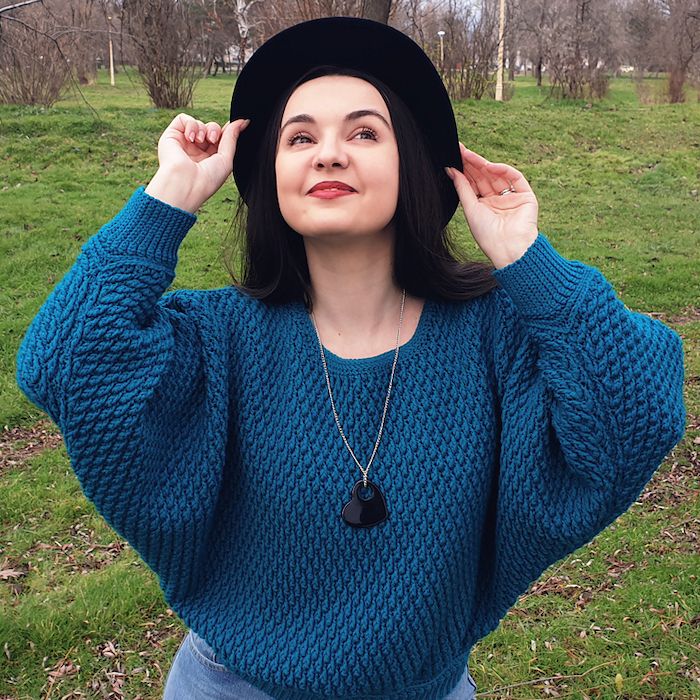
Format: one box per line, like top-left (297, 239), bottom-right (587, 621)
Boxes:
top-left (229, 16), bottom-right (462, 229)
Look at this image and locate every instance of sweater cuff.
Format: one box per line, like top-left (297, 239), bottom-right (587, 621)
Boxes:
top-left (491, 232), bottom-right (593, 319)
top-left (86, 186), bottom-right (197, 269)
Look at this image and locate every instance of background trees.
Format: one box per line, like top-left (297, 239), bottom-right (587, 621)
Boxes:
top-left (0, 0), bottom-right (697, 108)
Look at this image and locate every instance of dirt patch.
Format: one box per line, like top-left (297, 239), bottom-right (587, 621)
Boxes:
top-left (637, 420), bottom-right (699, 510)
top-left (642, 305), bottom-right (700, 325)
top-left (3, 516), bottom-right (129, 603)
top-left (0, 420), bottom-right (63, 474)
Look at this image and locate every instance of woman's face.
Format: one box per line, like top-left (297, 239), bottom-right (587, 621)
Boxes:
top-left (275, 74), bottom-right (400, 241)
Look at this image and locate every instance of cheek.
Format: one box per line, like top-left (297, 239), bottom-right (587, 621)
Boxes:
top-left (274, 158), bottom-right (302, 226)
top-left (384, 147), bottom-right (399, 181)
top-left (275, 157), bottom-right (301, 195)
top-left (274, 161), bottom-right (292, 212)
top-left (381, 152), bottom-right (400, 200)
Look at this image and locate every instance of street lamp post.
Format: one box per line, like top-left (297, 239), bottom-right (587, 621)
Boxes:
top-left (437, 30), bottom-right (445, 67)
top-left (107, 15), bottom-right (115, 87)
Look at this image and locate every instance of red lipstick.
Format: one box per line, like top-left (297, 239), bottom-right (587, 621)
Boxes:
top-left (307, 180), bottom-right (357, 197)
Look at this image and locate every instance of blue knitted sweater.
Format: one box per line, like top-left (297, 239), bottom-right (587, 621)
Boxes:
top-left (16, 188), bottom-right (686, 700)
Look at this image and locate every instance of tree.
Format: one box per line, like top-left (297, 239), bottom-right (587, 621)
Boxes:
top-left (121, 0), bottom-right (203, 108)
top-left (513, 0), bottom-right (556, 86)
top-left (622, 0), bottom-right (667, 74)
top-left (0, 1), bottom-right (72, 106)
top-left (543, 0), bottom-right (622, 99)
top-left (621, 0), bottom-right (700, 101)
top-left (361, 0), bottom-right (392, 22)
top-left (657, 0), bottom-right (700, 101)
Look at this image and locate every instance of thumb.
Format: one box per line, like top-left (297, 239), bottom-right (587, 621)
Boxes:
top-left (217, 119), bottom-right (248, 167)
top-left (445, 166), bottom-right (479, 215)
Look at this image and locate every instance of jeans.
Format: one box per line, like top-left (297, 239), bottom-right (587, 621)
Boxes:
top-left (163, 629), bottom-right (478, 699)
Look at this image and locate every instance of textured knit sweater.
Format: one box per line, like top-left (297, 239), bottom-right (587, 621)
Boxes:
top-left (16, 187), bottom-right (686, 700)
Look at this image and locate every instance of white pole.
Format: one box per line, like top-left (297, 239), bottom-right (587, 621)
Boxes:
top-left (495, 0), bottom-right (505, 101)
top-left (108, 16), bottom-right (115, 87)
top-left (437, 30), bottom-right (446, 68)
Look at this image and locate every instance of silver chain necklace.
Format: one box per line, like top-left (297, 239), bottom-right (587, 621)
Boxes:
top-left (309, 288), bottom-right (407, 528)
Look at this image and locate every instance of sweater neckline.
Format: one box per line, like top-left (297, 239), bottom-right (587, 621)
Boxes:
top-left (296, 296), bottom-right (434, 374)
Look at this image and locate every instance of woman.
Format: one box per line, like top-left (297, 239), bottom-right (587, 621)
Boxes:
top-left (15, 16), bottom-right (686, 700)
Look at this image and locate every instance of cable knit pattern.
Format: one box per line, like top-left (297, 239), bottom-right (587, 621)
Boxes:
top-left (15, 187), bottom-right (686, 700)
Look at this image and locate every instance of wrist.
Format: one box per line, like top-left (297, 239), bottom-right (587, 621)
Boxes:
top-left (145, 168), bottom-right (202, 214)
top-left (490, 232), bottom-right (539, 270)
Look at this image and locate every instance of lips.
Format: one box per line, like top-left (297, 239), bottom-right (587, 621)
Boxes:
top-left (307, 180), bottom-right (356, 194)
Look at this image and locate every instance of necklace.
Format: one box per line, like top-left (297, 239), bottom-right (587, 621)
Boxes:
top-left (309, 289), bottom-right (407, 528)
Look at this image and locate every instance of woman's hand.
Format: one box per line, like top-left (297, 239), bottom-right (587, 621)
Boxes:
top-left (446, 142), bottom-right (539, 269)
top-left (145, 113), bottom-right (250, 214)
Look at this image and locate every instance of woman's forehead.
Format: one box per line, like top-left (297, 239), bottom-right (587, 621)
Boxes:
top-left (282, 75), bottom-right (387, 118)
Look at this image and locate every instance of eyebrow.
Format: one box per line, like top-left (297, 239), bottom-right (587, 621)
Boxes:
top-left (280, 109), bottom-right (392, 134)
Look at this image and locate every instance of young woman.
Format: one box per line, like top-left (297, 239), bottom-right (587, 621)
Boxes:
top-left (16, 16), bottom-right (686, 700)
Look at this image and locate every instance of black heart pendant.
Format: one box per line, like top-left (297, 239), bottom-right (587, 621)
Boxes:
top-left (341, 479), bottom-right (388, 528)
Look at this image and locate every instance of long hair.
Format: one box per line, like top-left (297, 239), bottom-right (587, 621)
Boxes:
top-left (222, 65), bottom-right (499, 310)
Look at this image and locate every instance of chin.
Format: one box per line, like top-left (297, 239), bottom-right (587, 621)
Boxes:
top-left (290, 213), bottom-right (396, 240)
top-left (297, 225), bottom-right (368, 239)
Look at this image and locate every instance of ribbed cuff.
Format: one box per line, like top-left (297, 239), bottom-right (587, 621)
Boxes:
top-left (85, 187), bottom-right (197, 269)
top-left (491, 232), bottom-right (593, 319)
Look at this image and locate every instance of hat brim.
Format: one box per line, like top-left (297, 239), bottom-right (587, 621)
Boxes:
top-left (229, 16), bottom-right (462, 229)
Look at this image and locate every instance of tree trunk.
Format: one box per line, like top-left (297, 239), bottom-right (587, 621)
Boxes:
top-left (238, 34), bottom-right (248, 74)
top-left (361, 0), bottom-right (392, 24)
top-left (508, 45), bottom-right (517, 81)
top-left (668, 64), bottom-right (686, 103)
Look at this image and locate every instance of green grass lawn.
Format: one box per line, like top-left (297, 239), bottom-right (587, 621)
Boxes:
top-left (1, 69), bottom-right (698, 699)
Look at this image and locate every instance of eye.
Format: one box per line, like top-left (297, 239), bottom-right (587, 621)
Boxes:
top-left (287, 131), bottom-right (312, 146)
top-left (286, 126), bottom-right (379, 146)
top-left (355, 127), bottom-right (377, 140)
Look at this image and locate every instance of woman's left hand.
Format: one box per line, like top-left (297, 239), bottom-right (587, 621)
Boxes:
top-left (446, 142), bottom-right (539, 269)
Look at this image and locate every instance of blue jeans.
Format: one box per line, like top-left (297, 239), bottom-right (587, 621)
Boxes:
top-left (163, 630), bottom-right (478, 699)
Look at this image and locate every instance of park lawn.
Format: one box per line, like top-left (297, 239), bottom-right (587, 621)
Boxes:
top-left (0, 70), bottom-right (698, 698)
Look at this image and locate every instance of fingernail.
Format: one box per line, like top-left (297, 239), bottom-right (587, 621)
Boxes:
top-left (444, 166), bottom-right (454, 180)
top-left (208, 129), bottom-right (218, 143)
top-left (243, 118), bottom-right (251, 127)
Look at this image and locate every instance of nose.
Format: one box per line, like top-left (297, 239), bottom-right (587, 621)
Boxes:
top-left (313, 135), bottom-right (349, 170)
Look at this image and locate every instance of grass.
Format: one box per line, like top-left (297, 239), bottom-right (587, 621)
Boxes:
top-left (1, 69), bottom-right (698, 698)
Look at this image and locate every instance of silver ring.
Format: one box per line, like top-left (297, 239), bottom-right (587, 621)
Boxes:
top-left (499, 186), bottom-right (515, 196)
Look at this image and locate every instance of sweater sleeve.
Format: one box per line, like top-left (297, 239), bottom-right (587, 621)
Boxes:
top-left (469, 232), bottom-right (687, 641)
top-left (15, 187), bottom-right (226, 601)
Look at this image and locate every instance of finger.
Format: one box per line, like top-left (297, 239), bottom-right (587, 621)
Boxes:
top-left (463, 158), bottom-right (518, 197)
top-left (459, 143), bottom-right (490, 168)
top-left (167, 113), bottom-right (194, 142)
top-left (170, 113), bottom-right (203, 144)
top-left (460, 144), bottom-right (531, 194)
top-left (458, 144), bottom-right (504, 195)
top-left (485, 162), bottom-right (532, 193)
top-left (465, 162), bottom-right (501, 197)
top-left (204, 121), bottom-right (221, 144)
top-left (463, 168), bottom-right (481, 198)
top-left (457, 145), bottom-right (494, 194)
top-left (169, 112), bottom-right (193, 130)
top-left (177, 117), bottom-right (206, 145)
top-left (217, 119), bottom-right (249, 167)
top-left (192, 120), bottom-right (207, 145)
top-left (446, 166), bottom-right (479, 214)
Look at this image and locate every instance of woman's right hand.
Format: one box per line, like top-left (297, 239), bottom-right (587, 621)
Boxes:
top-left (144, 113), bottom-right (250, 214)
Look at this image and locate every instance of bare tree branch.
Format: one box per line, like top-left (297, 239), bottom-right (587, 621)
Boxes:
top-left (0, 0), bottom-right (43, 15)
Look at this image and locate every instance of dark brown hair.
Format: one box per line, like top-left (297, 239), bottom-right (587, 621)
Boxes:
top-left (222, 65), bottom-right (498, 310)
